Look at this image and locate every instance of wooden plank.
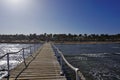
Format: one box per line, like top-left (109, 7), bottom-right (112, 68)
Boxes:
top-left (3, 43), bottom-right (66, 80)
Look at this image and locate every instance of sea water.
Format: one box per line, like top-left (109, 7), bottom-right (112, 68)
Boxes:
top-left (56, 43), bottom-right (120, 80)
top-left (0, 43), bottom-right (40, 79)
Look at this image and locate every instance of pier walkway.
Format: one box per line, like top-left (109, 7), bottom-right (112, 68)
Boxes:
top-left (6, 43), bottom-right (66, 80)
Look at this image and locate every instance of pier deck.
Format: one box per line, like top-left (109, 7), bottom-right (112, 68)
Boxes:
top-left (6, 43), bottom-right (66, 80)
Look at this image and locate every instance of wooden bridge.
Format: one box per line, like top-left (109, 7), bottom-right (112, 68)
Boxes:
top-left (3, 43), bottom-right (66, 80)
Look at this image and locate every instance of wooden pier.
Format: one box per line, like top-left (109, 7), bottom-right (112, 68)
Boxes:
top-left (5, 43), bottom-right (66, 80)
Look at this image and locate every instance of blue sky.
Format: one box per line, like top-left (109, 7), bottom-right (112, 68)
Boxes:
top-left (0, 0), bottom-right (120, 34)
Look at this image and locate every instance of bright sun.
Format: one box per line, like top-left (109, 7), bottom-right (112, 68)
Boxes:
top-left (8, 0), bottom-right (25, 6)
top-left (1, 0), bottom-right (27, 7)
top-left (10, 0), bottom-right (22, 4)
top-left (1, 0), bottom-right (30, 12)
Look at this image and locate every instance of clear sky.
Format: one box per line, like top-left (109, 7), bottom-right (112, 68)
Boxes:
top-left (0, 0), bottom-right (120, 34)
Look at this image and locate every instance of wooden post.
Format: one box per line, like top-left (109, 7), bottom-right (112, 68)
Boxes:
top-left (7, 53), bottom-right (10, 80)
top-left (22, 48), bottom-right (27, 67)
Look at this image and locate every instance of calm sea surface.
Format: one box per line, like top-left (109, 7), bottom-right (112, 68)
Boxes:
top-left (55, 43), bottom-right (120, 80)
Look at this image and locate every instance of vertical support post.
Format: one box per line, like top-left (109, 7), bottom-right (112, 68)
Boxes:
top-left (34, 44), bottom-right (35, 53)
top-left (22, 48), bottom-right (26, 67)
top-left (37, 45), bottom-right (39, 50)
top-left (60, 56), bottom-right (64, 76)
top-left (36, 44), bottom-right (38, 50)
top-left (60, 56), bottom-right (63, 70)
top-left (75, 68), bottom-right (79, 80)
top-left (30, 46), bottom-right (32, 54)
top-left (30, 46), bottom-right (34, 58)
top-left (7, 53), bottom-right (10, 80)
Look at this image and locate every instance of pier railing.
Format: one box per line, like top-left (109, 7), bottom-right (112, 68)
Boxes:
top-left (0, 44), bottom-right (41, 80)
top-left (53, 44), bottom-right (86, 80)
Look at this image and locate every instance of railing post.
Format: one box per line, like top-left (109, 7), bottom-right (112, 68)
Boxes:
top-left (55, 47), bottom-right (64, 76)
top-left (59, 54), bottom-right (64, 76)
top-left (60, 56), bottom-right (63, 70)
top-left (75, 68), bottom-right (79, 80)
top-left (30, 46), bottom-right (32, 54)
top-left (7, 53), bottom-right (10, 80)
top-left (22, 48), bottom-right (27, 67)
top-left (35, 44), bottom-right (37, 51)
top-left (34, 44), bottom-right (35, 53)
top-left (37, 45), bottom-right (39, 50)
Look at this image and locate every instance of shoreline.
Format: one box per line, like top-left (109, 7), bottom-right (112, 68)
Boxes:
top-left (54, 41), bottom-right (120, 44)
top-left (0, 41), bottom-right (120, 44)
top-left (0, 41), bottom-right (44, 44)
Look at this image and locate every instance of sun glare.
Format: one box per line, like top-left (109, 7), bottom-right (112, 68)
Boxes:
top-left (10, 0), bottom-right (22, 4)
top-left (1, 0), bottom-right (32, 12)
top-left (7, 0), bottom-right (25, 6)
top-left (1, 0), bottom-right (29, 7)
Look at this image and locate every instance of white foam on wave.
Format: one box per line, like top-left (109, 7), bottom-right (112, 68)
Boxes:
top-left (115, 53), bottom-right (120, 55)
top-left (0, 71), bottom-right (8, 80)
top-left (0, 44), bottom-right (23, 54)
top-left (0, 60), bottom-right (20, 65)
top-left (80, 53), bottom-right (108, 57)
top-left (0, 60), bottom-right (22, 70)
top-left (112, 47), bottom-right (120, 49)
top-left (0, 60), bottom-right (21, 79)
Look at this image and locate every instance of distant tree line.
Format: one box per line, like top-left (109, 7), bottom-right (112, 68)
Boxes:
top-left (52, 34), bottom-right (120, 42)
top-left (0, 33), bottom-right (120, 43)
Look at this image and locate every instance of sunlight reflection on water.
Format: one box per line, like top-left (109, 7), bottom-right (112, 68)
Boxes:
top-left (0, 43), bottom-right (35, 79)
